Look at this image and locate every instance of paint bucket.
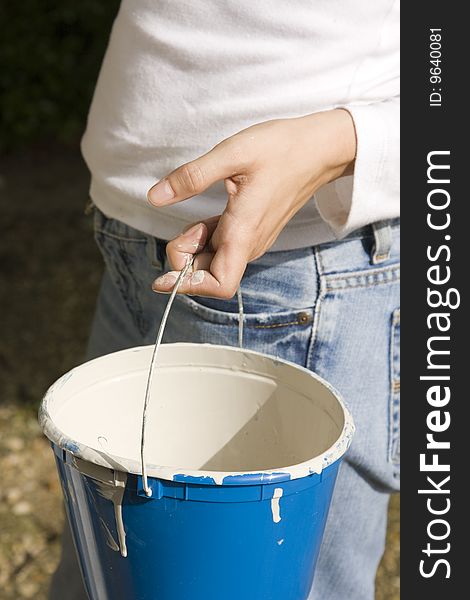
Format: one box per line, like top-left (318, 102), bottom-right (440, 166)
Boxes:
top-left (40, 343), bottom-right (354, 600)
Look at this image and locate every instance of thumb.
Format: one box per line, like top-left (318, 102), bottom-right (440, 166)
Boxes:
top-left (147, 142), bottom-right (240, 207)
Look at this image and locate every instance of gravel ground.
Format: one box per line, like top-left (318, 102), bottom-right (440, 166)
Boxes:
top-left (0, 145), bottom-right (399, 599)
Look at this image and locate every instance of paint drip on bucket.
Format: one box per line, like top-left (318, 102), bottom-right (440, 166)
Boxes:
top-left (73, 457), bottom-right (128, 557)
top-left (95, 472), bottom-right (128, 557)
top-left (271, 488), bottom-right (283, 523)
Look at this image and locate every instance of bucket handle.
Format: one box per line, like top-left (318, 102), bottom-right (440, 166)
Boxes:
top-left (140, 256), bottom-right (245, 496)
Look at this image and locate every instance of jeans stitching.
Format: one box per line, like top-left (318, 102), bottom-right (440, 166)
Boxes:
top-left (374, 252), bottom-right (391, 261)
top-left (146, 236), bottom-right (164, 271)
top-left (306, 247), bottom-right (325, 369)
top-left (389, 308), bottom-right (400, 468)
top-left (324, 263), bottom-right (399, 280)
top-left (325, 265), bottom-right (400, 291)
top-left (94, 228), bottom-right (148, 243)
top-left (93, 232), bottom-right (152, 337)
top-left (175, 295), bottom-right (315, 328)
top-left (254, 318), bottom-right (312, 329)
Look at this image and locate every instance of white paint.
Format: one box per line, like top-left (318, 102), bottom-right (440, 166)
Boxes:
top-left (271, 488), bottom-right (283, 523)
top-left (190, 270), bottom-right (205, 285)
top-left (40, 344), bottom-right (355, 486)
top-left (100, 517), bottom-right (120, 552)
top-left (277, 539), bottom-right (284, 546)
top-left (74, 459), bottom-right (128, 557)
top-left (155, 272), bottom-right (178, 286)
top-left (96, 472), bottom-right (127, 557)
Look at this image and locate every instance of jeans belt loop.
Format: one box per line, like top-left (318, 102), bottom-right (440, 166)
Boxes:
top-left (371, 220), bottom-right (393, 265)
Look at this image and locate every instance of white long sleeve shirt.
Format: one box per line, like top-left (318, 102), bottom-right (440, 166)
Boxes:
top-left (82, 0), bottom-right (400, 250)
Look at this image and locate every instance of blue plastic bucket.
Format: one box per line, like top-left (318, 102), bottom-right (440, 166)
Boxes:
top-left (40, 343), bottom-right (354, 600)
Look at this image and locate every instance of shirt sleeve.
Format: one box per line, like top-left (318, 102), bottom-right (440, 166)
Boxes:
top-left (314, 96), bottom-right (400, 238)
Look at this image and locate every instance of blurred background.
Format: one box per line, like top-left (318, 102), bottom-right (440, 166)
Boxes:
top-left (0, 2), bottom-right (399, 598)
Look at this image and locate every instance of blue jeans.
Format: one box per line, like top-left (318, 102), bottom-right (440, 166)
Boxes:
top-left (50, 209), bottom-right (400, 600)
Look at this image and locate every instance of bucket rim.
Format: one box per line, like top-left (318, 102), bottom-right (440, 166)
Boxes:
top-left (39, 343), bottom-right (355, 486)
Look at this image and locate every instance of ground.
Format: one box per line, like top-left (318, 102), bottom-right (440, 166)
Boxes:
top-left (0, 146), bottom-right (399, 598)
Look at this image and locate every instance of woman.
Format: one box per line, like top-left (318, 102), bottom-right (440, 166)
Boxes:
top-left (51, 1), bottom-right (400, 598)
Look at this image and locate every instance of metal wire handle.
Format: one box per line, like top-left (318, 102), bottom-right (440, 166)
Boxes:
top-left (140, 260), bottom-right (245, 496)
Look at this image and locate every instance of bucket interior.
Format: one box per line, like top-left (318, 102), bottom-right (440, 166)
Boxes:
top-left (46, 344), bottom-right (346, 475)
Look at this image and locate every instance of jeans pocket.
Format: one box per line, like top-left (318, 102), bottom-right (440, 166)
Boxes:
top-left (388, 308), bottom-right (400, 467)
top-left (176, 294), bottom-right (314, 329)
top-left (174, 295), bottom-right (315, 367)
top-left (169, 247), bottom-right (319, 365)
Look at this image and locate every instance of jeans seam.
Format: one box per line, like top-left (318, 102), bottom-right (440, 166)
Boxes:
top-left (306, 247), bottom-right (325, 369)
top-left (95, 229), bottom-right (148, 243)
top-left (254, 318), bottom-right (313, 329)
top-left (146, 235), bottom-right (164, 270)
top-left (175, 295), bottom-right (315, 328)
top-left (389, 308), bottom-right (400, 469)
top-left (93, 232), bottom-right (151, 337)
top-left (324, 265), bottom-right (400, 291)
top-left (324, 263), bottom-right (399, 280)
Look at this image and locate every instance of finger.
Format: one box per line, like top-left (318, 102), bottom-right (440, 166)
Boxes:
top-left (200, 198), bottom-right (260, 297)
top-left (166, 222), bottom-right (207, 271)
top-left (152, 266), bottom-right (218, 296)
top-left (152, 236), bottom-right (248, 298)
top-left (166, 218), bottom-right (219, 271)
top-left (207, 239), bottom-right (249, 298)
top-left (169, 242), bottom-right (248, 298)
top-left (152, 261), bottom-right (242, 298)
top-left (154, 201), bottom-right (253, 298)
top-left (147, 141), bottom-right (244, 207)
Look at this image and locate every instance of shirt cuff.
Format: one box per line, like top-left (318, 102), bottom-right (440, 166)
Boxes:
top-left (314, 97), bottom-right (400, 238)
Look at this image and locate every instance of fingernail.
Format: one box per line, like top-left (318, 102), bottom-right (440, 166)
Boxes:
top-left (190, 270), bottom-right (205, 285)
top-left (181, 223), bottom-right (204, 238)
top-left (152, 272), bottom-right (178, 290)
top-left (148, 179), bottom-right (175, 205)
top-left (175, 238), bottom-right (204, 251)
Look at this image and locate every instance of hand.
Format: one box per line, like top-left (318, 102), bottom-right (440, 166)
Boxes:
top-left (148, 109), bottom-right (356, 299)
